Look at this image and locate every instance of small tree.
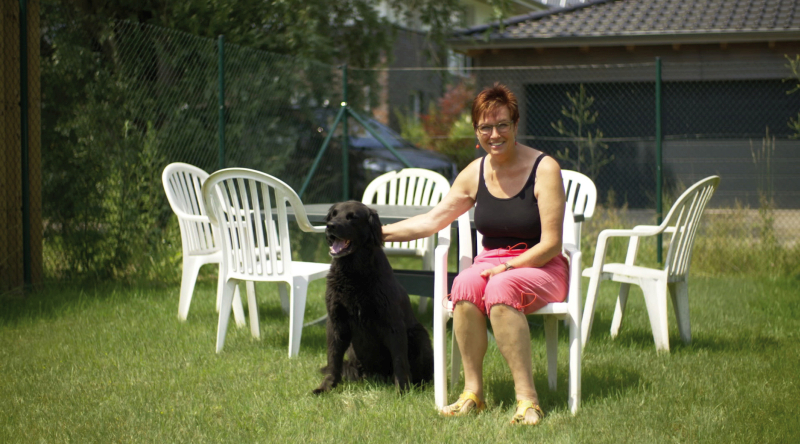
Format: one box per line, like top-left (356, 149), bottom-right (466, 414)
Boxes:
top-left (750, 127), bottom-right (777, 249)
top-left (550, 84), bottom-right (613, 181)
top-left (784, 55), bottom-right (800, 138)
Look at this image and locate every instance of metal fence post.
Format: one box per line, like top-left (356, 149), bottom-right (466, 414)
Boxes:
top-left (341, 64), bottom-right (349, 201)
top-left (655, 57), bottom-right (663, 264)
top-left (218, 35), bottom-right (226, 170)
top-left (20, 0), bottom-right (32, 287)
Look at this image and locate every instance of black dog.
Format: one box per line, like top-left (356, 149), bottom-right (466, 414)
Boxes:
top-left (312, 201), bottom-right (433, 394)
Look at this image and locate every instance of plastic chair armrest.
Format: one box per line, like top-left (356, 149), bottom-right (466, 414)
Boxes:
top-left (177, 212), bottom-right (211, 224)
top-left (291, 203), bottom-right (326, 234)
top-left (436, 226), bottom-right (451, 248)
top-left (563, 242), bottom-right (579, 256)
top-left (302, 225), bottom-right (327, 234)
top-left (455, 212), bottom-right (473, 272)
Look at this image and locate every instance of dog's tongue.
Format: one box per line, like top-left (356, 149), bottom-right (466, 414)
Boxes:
top-left (330, 239), bottom-right (348, 255)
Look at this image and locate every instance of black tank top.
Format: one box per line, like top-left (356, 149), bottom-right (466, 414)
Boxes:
top-left (474, 154), bottom-right (546, 250)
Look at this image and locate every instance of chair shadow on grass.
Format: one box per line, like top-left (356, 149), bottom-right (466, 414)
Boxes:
top-left (484, 362), bottom-right (643, 414)
top-left (480, 318), bottom-right (646, 413)
top-left (246, 301), bottom-right (329, 354)
top-left (582, 316), bottom-right (784, 354)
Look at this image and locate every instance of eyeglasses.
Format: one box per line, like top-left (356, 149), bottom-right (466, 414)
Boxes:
top-left (477, 121), bottom-right (513, 135)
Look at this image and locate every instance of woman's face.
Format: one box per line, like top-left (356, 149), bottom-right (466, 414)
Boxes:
top-left (476, 106), bottom-right (516, 156)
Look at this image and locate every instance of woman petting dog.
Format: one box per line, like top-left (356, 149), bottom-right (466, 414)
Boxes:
top-left (381, 83), bottom-right (569, 426)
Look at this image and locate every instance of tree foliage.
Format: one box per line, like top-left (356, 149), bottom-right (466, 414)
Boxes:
top-left (396, 79), bottom-right (477, 170)
top-left (39, 0), bottom-right (467, 279)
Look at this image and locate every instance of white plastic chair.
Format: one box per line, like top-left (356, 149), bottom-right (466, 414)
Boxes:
top-left (161, 162), bottom-right (245, 324)
top-left (362, 168), bottom-right (451, 314)
top-left (432, 169), bottom-right (596, 415)
top-left (581, 175), bottom-right (720, 353)
top-left (202, 168), bottom-right (330, 357)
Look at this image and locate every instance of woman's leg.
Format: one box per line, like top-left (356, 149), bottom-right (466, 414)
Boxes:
top-left (454, 301), bottom-right (488, 400)
top-left (441, 301), bottom-right (488, 414)
top-left (489, 304), bottom-right (542, 424)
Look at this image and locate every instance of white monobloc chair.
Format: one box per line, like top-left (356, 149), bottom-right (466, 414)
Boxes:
top-left (161, 162), bottom-right (245, 324)
top-left (362, 168), bottom-right (451, 314)
top-left (202, 168), bottom-right (330, 357)
top-left (432, 170), bottom-right (596, 415)
top-left (581, 175), bottom-right (720, 353)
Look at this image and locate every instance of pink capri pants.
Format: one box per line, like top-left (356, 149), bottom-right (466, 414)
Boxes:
top-left (449, 247), bottom-right (569, 315)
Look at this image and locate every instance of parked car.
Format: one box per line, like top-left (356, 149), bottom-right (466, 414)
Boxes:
top-left (290, 107), bottom-right (458, 202)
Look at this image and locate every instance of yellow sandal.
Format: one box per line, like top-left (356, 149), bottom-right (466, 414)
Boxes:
top-left (510, 400), bottom-right (544, 425)
top-left (440, 391), bottom-right (486, 416)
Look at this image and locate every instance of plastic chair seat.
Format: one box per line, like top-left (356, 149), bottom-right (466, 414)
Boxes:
top-left (583, 263), bottom-right (668, 282)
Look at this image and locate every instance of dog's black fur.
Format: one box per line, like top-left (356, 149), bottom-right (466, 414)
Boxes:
top-left (312, 201), bottom-right (433, 394)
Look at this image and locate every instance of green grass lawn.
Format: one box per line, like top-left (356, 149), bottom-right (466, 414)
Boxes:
top-left (2, 273), bottom-right (799, 443)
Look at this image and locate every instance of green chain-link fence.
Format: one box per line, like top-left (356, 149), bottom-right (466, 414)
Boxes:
top-left (7, 18), bottom-right (798, 287)
top-left (2, 0), bottom-right (42, 293)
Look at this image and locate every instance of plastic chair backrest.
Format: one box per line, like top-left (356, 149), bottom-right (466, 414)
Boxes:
top-left (561, 170), bottom-right (597, 249)
top-left (202, 168), bottom-right (317, 281)
top-left (661, 176), bottom-right (720, 278)
top-left (362, 168), bottom-right (451, 254)
top-left (162, 162), bottom-right (219, 255)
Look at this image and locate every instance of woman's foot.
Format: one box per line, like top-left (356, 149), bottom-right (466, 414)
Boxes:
top-left (440, 391), bottom-right (485, 416)
top-left (509, 400), bottom-right (543, 425)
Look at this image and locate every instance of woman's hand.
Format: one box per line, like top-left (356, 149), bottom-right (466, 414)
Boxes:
top-left (480, 264), bottom-right (508, 280)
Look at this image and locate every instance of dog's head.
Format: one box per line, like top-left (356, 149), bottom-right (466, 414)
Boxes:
top-left (325, 201), bottom-right (383, 258)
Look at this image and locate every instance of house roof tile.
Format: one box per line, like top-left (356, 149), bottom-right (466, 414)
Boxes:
top-left (454, 0), bottom-right (800, 44)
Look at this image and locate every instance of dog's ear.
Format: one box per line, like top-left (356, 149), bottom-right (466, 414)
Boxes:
top-left (368, 208), bottom-right (383, 246)
top-left (326, 203), bottom-right (339, 221)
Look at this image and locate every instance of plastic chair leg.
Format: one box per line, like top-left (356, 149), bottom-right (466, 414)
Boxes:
top-left (543, 316), bottom-right (558, 391)
top-left (567, 313), bottom-right (581, 415)
top-left (669, 281), bottom-right (692, 344)
top-left (215, 263), bottom-right (224, 313)
top-left (216, 279), bottom-right (240, 353)
top-left (581, 274), bottom-right (602, 349)
top-left (449, 329), bottom-right (462, 392)
top-left (418, 297), bottom-right (430, 315)
top-left (246, 281), bottom-right (259, 339)
top-left (178, 257), bottom-right (201, 320)
top-left (278, 282), bottom-right (290, 315)
top-left (232, 284), bottom-right (246, 328)
top-left (287, 277), bottom-right (309, 358)
top-left (432, 302), bottom-right (449, 409)
top-left (419, 247), bottom-right (434, 315)
top-left (610, 283), bottom-right (631, 338)
top-left (642, 279), bottom-right (670, 352)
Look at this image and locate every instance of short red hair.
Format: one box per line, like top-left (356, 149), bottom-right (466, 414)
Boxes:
top-left (471, 83), bottom-right (519, 129)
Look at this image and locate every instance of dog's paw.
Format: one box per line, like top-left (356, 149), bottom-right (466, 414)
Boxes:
top-left (312, 375), bottom-right (338, 395)
top-left (394, 375), bottom-right (411, 393)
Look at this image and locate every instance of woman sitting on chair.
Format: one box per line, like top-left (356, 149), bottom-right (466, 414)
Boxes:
top-left (381, 82), bottom-right (568, 425)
